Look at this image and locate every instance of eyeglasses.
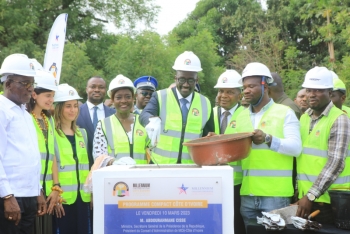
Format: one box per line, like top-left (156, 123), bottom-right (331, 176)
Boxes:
top-left (140, 91), bottom-right (153, 97)
top-left (176, 77), bottom-right (197, 85)
top-left (9, 79), bottom-right (37, 89)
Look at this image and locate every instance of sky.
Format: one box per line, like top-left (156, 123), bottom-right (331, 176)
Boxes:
top-left (153, 0), bottom-right (200, 35)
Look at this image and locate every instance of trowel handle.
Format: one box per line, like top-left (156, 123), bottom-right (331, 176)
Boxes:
top-left (308, 210), bottom-right (320, 220)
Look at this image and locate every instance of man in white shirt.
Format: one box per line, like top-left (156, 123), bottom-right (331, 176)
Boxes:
top-left (0, 54), bottom-right (46, 234)
top-left (76, 76), bottom-right (116, 167)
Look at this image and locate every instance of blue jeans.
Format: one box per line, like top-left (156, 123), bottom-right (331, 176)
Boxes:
top-left (240, 196), bottom-right (291, 228)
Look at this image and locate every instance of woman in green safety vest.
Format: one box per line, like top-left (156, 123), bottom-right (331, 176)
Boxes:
top-left (26, 69), bottom-right (62, 234)
top-left (92, 74), bottom-right (149, 165)
top-left (52, 83), bottom-right (92, 234)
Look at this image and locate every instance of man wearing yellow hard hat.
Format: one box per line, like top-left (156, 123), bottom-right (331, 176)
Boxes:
top-left (330, 74), bottom-right (350, 117)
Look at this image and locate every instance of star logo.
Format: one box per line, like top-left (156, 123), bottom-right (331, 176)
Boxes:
top-left (178, 184), bottom-right (188, 195)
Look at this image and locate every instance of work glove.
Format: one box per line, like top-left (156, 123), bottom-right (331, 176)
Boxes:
top-left (113, 157), bottom-right (136, 165)
top-left (145, 117), bottom-right (161, 147)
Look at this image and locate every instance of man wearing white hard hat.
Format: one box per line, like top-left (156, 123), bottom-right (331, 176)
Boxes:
top-left (0, 54), bottom-right (46, 233)
top-left (139, 51), bottom-right (214, 164)
top-left (212, 69), bottom-right (246, 234)
top-left (234, 62), bottom-right (302, 228)
top-left (296, 67), bottom-right (350, 224)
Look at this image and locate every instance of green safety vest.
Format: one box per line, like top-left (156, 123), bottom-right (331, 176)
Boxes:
top-left (298, 106), bottom-right (350, 203)
top-left (32, 116), bottom-right (55, 196)
top-left (214, 105), bottom-right (244, 185)
top-left (152, 89), bottom-right (211, 164)
top-left (342, 105), bottom-right (350, 118)
top-left (236, 103), bottom-right (294, 197)
top-left (54, 128), bottom-right (90, 204)
top-left (100, 114), bottom-right (148, 164)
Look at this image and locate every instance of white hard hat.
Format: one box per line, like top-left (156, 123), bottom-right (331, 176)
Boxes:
top-left (0, 54), bottom-right (36, 82)
top-left (239, 62), bottom-right (273, 84)
top-left (172, 51), bottom-right (202, 72)
top-left (107, 74), bottom-right (135, 98)
top-left (29, 59), bottom-right (44, 71)
top-left (330, 70), bottom-right (339, 79)
top-left (302, 66), bottom-right (333, 89)
top-left (54, 83), bottom-right (82, 102)
top-left (214, 69), bottom-right (242, 88)
top-left (35, 70), bottom-right (58, 91)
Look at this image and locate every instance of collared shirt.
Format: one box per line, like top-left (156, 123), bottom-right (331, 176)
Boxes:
top-left (175, 88), bottom-right (193, 109)
top-left (86, 101), bottom-right (105, 123)
top-left (0, 95), bottom-right (41, 197)
top-left (305, 101), bottom-right (350, 198)
top-left (249, 99), bottom-right (302, 156)
top-left (220, 104), bottom-right (238, 125)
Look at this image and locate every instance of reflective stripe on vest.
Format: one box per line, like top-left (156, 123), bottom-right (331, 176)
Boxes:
top-left (55, 128), bottom-right (90, 204)
top-left (32, 116), bottom-right (55, 196)
top-left (214, 105), bottom-right (244, 185)
top-left (151, 89), bottom-right (211, 164)
top-left (298, 106), bottom-right (350, 203)
top-left (101, 115), bottom-right (148, 164)
top-left (236, 103), bottom-right (294, 197)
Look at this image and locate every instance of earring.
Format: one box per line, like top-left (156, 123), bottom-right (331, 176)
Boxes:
top-left (34, 100), bottom-right (36, 103)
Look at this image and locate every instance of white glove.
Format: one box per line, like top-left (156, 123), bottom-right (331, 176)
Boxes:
top-left (113, 157), bottom-right (136, 165)
top-left (145, 117), bottom-right (161, 147)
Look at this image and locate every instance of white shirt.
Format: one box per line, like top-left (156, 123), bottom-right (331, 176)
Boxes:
top-left (86, 101), bottom-right (105, 123)
top-left (175, 88), bottom-right (193, 109)
top-left (0, 95), bottom-right (41, 197)
top-left (249, 99), bottom-right (302, 157)
top-left (220, 104), bottom-right (238, 125)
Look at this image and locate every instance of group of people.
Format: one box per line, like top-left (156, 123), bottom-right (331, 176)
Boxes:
top-left (0, 50), bottom-right (349, 234)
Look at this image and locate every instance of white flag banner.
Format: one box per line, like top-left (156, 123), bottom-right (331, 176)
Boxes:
top-left (43, 13), bottom-right (68, 84)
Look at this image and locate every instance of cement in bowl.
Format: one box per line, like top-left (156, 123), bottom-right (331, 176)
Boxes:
top-left (183, 132), bottom-right (253, 166)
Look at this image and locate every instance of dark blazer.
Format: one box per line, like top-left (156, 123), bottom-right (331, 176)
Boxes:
top-left (77, 103), bottom-right (116, 167)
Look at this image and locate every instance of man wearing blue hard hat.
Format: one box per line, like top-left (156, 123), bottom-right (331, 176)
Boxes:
top-left (133, 76), bottom-right (158, 115)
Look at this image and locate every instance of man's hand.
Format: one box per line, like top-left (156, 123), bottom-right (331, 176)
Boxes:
top-left (46, 190), bottom-right (60, 215)
top-left (206, 132), bottom-right (217, 137)
top-left (252, 129), bottom-right (266, 145)
top-left (295, 195), bottom-right (313, 219)
top-left (37, 191), bottom-right (47, 216)
top-left (4, 196), bottom-right (21, 225)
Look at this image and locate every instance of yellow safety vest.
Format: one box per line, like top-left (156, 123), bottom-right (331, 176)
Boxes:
top-left (32, 116), bottom-right (55, 196)
top-left (342, 105), bottom-right (350, 118)
top-left (152, 89), bottom-right (211, 164)
top-left (214, 105), bottom-right (244, 185)
top-left (236, 103), bottom-right (294, 197)
top-left (54, 128), bottom-right (90, 204)
top-left (298, 106), bottom-right (350, 203)
top-left (100, 115), bottom-right (148, 164)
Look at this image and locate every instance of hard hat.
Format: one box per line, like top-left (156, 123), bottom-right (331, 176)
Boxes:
top-left (108, 74), bottom-right (135, 98)
top-left (172, 51), bottom-right (202, 72)
top-left (34, 70), bottom-right (58, 91)
top-left (330, 70), bottom-right (339, 79)
top-left (0, 54), bottom-right (36, 82)
top-left (239, 62), bottom-right (273, 84)
top-left (214, 69), bottom-right (242, 88)
top-left (302, 66), bottom-right (333, 89)
top-left (134, 76), bottom-right (158, 91)
top-left (29, 59), bottom-right (44, 71)
top-left (54, 83), bottom-right (82, 102)
top-left (333, 78), bottom-right (346, 93)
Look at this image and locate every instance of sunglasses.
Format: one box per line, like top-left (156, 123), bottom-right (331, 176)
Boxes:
top-left (140, 91), bottom-right (153, 97)
top-left (10, 79), bottom-right (37, 89)
top-left (177, 77), bottom-right (197, 85)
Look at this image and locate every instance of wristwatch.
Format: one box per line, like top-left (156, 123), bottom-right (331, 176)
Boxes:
top-left (307, 192), bottom-right (316, 202)
top-left (264, 134), bottom-right (272, 144)
top-left (2, 194), bottom-right (14, 200)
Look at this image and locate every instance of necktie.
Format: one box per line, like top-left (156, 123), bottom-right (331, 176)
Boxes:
top-left (92, 106), bottom-right (98, 129)
top-left (180, 98), bottom-right (189, 122)
top-left (220, 111), bottom-right (230, 134)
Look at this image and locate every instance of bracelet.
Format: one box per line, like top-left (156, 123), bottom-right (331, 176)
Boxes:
top-left (51, 186), bottom-right (64, 195)
top-left (2, 194), bottom-right (14, 200)
top-left (53, 183), bottom-right (61, 187)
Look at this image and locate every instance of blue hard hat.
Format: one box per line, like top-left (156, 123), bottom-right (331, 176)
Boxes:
top-left (134, 76), bottom-right (158, 91)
